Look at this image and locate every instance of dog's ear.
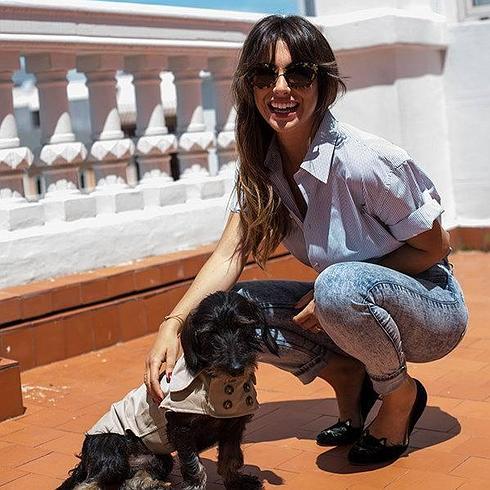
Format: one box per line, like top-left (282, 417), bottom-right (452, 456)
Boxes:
top-left (179, 314), bottom-right (202, 374)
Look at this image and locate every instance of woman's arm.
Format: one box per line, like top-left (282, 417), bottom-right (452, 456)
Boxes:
top-left (377, 220), bottom-right (451, 275)
top-left (145, 212), bottom-right (247, 402)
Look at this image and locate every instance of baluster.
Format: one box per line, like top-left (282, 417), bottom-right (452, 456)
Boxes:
top-left (0, 51), bottom-right (43, 231)
top-left (24, 53), bottom-right (96, 221)
top-left (209, 56), bottom-right (238, 194)
top-left (169, 55), bottom-right (223, 200)
top-left (124, 54), bottom-right (185, 207)
top-left (77, 54), bottom-right (142, 214)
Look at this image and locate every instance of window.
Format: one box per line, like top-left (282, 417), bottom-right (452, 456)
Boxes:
top-left (461, 0), bottom-right (490, 20)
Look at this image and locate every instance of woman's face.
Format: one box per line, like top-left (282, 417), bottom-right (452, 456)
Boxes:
top-left (253, 40), bottom-right (319, 141)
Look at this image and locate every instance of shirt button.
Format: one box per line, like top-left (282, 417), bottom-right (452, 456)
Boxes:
top-left (223, 400), bottom-right (233, 410)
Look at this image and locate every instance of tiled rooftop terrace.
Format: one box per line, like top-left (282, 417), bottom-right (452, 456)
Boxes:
top-left (0, 251), bottom-right (488, 489)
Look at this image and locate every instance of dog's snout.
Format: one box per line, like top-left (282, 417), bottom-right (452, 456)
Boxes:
top-left (228, 361), bottom-right (244, 377)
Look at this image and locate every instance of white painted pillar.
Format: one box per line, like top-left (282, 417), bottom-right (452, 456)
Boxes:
top-left (169, 55), bottom-right (215, 178)
top-left (77, 54), bottom-right (141, 214)
top-left (209, 56), bottom-right (237, 180)
top-left (0, 52), bottom-right (44, 231)
top-left (24, 53), bottom-right (87, 196)
top-left (0, 52), bottom-right (33, 202)
top-left (169, 55), bottom-right (223, 201)
top-left (77, 54), bottom-right (135, 188)
top-left (124, 54), bottom-right (184, 207)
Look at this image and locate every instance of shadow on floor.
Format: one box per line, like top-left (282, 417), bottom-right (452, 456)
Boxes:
top-left (246, 398), bottom-right (460, 474)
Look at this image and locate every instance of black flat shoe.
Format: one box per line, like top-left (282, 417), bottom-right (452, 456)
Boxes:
top-left (347, 379), bottom-right (427, 465)
top-left (316, 375), bottom-right (378, 446)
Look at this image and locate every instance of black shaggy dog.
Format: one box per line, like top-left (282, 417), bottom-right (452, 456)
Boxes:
top-left (58, 291), bottom-right (277, 490)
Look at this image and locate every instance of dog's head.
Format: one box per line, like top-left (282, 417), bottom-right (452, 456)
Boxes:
top-left (180, 291), bottom-right (278, 377)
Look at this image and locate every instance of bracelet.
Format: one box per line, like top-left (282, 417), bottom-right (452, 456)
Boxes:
top-left (162, 315), bottom-right (185, 328)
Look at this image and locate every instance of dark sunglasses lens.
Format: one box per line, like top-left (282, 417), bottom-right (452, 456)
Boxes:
top-left (286, 65), bottom-right (316, 87)
top-left (250, 66), bottom-right (275, 88)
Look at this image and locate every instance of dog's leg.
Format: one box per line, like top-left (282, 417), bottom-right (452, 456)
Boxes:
top-left (218, 418), bottom-right (262, 490)
top-left (167, 414), bottom-right (206, 490)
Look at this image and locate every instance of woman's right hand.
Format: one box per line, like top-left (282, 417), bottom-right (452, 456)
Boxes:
top-left (144, 323), bottom-right (181, 404)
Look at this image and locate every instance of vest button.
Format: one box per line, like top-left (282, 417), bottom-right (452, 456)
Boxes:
top-left (224, 384), bottom-right (234, 395)
top-left (246, 396), bottom-right (254, 407)
top-left (243, 382), bottom-right (250, 393)
top-left (223, 400), bottom-right (233, 410)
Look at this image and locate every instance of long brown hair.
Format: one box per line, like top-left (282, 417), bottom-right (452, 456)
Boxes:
top-left (231, 15), bottom-right (345, 268)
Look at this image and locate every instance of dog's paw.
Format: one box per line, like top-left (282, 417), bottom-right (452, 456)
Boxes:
top-left (225, 474), bottom-right (263, 490)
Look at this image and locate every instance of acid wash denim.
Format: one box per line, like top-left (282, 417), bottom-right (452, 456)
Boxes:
top-left (232, 260), bottom-right (468, 395)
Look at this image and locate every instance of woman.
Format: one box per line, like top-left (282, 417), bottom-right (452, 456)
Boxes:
top-left (144, 15), bottom-right (468, 465)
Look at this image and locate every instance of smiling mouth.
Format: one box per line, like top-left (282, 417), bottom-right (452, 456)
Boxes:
top-left (268, 102), bottom-right (299, 114)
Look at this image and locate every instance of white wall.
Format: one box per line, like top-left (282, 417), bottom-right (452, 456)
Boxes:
top-left (314, 0), bottom-right (490, 229)
top-left (333, 44), bottom-right (457, 227)
top-left (443, 20), bottom-right (490, 226)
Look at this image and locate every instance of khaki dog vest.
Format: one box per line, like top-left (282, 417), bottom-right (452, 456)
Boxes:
top-left (87, 356), bottom-right (258, 454)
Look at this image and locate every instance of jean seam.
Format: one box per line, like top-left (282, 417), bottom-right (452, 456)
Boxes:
top-left (368, 365), bottom-right (407, 383)
top-left (366, 302), bottom-right (405, 368)
top-left (363, 280), bottom-right (461, 308)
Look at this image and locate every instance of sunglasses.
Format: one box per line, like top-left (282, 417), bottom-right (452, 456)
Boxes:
top-left (246, 62), bottom-right (318, 89)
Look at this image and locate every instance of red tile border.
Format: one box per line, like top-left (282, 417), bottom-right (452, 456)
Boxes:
top-left (92, 304), bottom-right (120, 350)
top-left (0, 247), bottom-right (313, 372)
top-left (118, 299), bottom-right (148, 341)
top-left (4, 238), bottom-right (477, 374)
top-left (450, 227), bottom-right (490, 252)
top-left (0, 358), bottom-right (24, 421)
top-left (0, 292), bottom-right (21, 325)
top-left (63, 310), bottom-right (95, 359)
top-left (33, 319), bottom-right (65, 367)
top-left (0, 325), bottom-right (35, 370)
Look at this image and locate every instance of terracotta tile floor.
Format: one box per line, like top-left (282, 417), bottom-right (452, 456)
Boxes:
top-left (0, 251), bottom-right (488, 489)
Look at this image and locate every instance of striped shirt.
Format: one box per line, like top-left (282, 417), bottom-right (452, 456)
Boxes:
top-left (232, 110), bottom-right (443, 273)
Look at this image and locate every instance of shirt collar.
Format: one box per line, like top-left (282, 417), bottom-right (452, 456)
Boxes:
top-left (264, 109), bottom-right (338, 184)
top-left (162, 356), bottom-right (199, 393)
top-left (162, 356), bottom-right (255, 394)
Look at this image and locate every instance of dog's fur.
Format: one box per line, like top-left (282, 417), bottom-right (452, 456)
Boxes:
top-left (58, 291), bottom-right (277, 490)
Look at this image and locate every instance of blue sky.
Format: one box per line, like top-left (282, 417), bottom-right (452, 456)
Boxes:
top-left (98, 0), bottom-right (300, 14)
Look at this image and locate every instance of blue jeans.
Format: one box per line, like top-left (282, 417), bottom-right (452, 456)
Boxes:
top-left (232, 260), bottom-right (468, 395)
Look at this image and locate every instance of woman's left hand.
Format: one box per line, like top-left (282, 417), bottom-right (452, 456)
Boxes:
top-left (292, 289), bottom-right (323, 333)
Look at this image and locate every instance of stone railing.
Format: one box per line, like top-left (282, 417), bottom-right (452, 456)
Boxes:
top-left (0, 1), bottom-right (267, 287)
top-left (0, 0), bottom-right (457, 288)
top-left (0, 1), bottom-right (264, 216)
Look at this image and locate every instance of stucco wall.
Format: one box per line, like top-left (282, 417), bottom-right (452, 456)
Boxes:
top-left (443, 20), bottom-right (490, 226)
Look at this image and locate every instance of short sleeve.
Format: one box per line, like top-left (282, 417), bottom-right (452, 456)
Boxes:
top-left (227, 163), bottom-right (241, 213)
top-left (228, 185), bottom-right (241, 213)
top-left (372, 159), bottom-right (443, 241)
